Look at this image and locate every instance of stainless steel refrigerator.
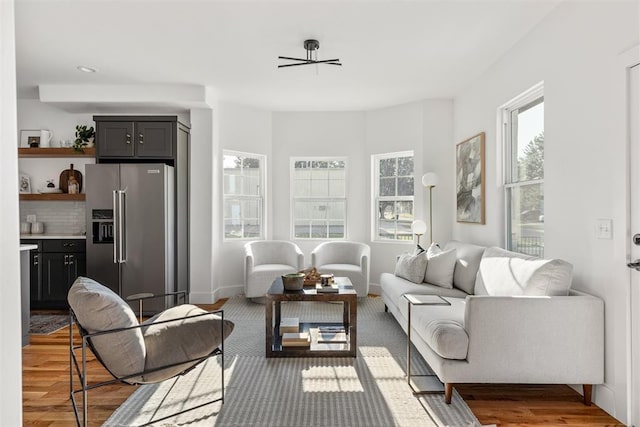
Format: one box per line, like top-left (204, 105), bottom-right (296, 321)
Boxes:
top-left (86, 164), bottom-right (175, 313)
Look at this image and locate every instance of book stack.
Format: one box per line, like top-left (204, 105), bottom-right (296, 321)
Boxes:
top-left (316, 283), bottom-right (339, 293)
top-left (282, 332), bottom-right (311, 347)
top-left (279, 317), bottom-right (299, 335)
top-left (317, 326), bottom-right (348, 344)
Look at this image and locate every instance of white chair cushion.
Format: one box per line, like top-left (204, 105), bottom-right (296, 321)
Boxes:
top-left (141, 304), bottom-right (234, 383)
top-left (475, 247), bottom-right (573, 296)
top-left (67, 277), bottom-right (146, 382)
top-left (424, 243), bottom-right (457, 289)
top-left (246, 264), bottom-right (298, 298)
top-left (394, 252), bottom-right (428, 284)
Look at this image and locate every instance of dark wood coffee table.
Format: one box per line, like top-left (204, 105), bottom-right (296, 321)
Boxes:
top-left (265, 276), bottom-right (357, 358)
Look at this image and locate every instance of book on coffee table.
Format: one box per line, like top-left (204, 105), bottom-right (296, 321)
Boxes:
top-left (282, 332), bottom-right (310, 347)
top-left (279, 317), bottom-right (299, 335)
top-left (317, 331), bottom-right (348, 344)
top-left (316, 283), bottom-right (339, 293)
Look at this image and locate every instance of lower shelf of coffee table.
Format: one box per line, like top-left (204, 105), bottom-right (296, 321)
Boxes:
top-left (268, 322), bottom-right (355, 358)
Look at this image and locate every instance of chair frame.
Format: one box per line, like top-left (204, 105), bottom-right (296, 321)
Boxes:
top-left (69, 291), bottom-right (226, 427)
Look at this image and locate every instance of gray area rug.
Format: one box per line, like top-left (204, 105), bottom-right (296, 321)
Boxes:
top-left (105, 297), bottom-right (482, 426)
top-left (29, 314), bottom-right (68, 335)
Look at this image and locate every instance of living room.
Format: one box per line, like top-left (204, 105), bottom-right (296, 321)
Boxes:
top-left (2, 0), bottom-right (639, 426)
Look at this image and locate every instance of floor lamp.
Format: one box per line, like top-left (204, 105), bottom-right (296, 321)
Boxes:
top-left (421, 172), bottom-right (439, 244)
top-left (411, 219), bottom-right (427, 251)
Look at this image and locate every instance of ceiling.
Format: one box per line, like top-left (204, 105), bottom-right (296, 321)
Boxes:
top-left (15, 0), bottom-right (560, 111)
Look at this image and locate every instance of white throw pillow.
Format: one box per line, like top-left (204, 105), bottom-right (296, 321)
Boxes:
top-left (424, 243), bottom-right (457, 289)
top-left (395, 252), bottom-right (428, 284)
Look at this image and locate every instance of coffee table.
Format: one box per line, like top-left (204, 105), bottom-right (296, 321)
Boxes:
top-left (265, 276), bottom-right (357, 358)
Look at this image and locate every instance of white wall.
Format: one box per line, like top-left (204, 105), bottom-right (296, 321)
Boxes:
top-left (0, 0), bottom-right (23, 423)
top-left (452, 1), bottom-right (639, 421)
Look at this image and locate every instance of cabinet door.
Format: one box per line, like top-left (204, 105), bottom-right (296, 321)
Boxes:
top-left (42, 252), bottom-right (69, 303)
top-left (97, 121), bottom-right (135, 158)
top-left (135, 122), bottom-right (173, 158)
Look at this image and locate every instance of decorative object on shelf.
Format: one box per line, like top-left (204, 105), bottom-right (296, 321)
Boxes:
top-left (278, 39), bottom-right (342, 69)
top-left (19, 129), bottom-right (41, 148)
top-left (410, 219), bottom-right (427, 252)
top-left (31, 221), bottom-right (44, 234)
top-left (39, 129), bottom-right (53, 148)
top-left (421, 172), bottom-right (439, 243)
top-left (19, 173), bottom-right (31, 193)
top-left (456, 132), bottom-right (485, 224)
top-left (59, 163), bottom-right (83, 193)
top-left (299, 267), bottom-right (322, 285)
top-left (73, 125), bottom-right (95, 152)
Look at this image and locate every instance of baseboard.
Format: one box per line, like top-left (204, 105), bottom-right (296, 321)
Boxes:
top-left (369, 282), bottom-right (381, 296)
top-left (214, 284), bottom-right (244, 301)
top-left (569, 383), bottom-right (617, 421)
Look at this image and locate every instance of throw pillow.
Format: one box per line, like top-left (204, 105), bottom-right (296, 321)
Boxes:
top-left (424, 243), bottom-right (457, 288)
top-left (394, 251), bottom-right (428, 283)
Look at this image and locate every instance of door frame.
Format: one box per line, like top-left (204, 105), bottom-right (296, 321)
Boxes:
top-left (623, 43), bottom-right (640, 427)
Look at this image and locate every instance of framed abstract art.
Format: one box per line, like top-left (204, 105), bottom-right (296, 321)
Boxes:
top-left (456, 132), bottom-right (485, 224)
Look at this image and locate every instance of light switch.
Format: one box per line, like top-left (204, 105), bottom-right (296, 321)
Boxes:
top-left (596, 218), bottom-right (613, 239)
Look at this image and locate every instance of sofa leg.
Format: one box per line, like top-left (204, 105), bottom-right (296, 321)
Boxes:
top-left (444, 383), bottom-right (453, 404)
top-left (384, 304), bottom-right (388, 312)
top-left (583, 384), bottom-right (592, 406)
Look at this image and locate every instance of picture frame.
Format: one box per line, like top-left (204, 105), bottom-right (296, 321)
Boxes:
top-left (19, 173), bottom-right (31, 194)
top-left (456, 132), bottom-right (485, 224)
top-left (19, 130), bottom-right (40, 148)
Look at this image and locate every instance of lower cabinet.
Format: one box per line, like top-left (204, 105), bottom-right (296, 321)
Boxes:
top-left (24, 239), bottom-right (86, 309)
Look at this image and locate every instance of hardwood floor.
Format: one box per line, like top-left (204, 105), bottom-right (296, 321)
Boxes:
top-left (22, 300), bottom-right (625, 426)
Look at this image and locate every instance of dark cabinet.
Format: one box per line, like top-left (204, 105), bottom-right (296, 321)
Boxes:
top-left (23, 239), bottom-right (86, 309)
top-left (96, 117), bottom-right (174, 159)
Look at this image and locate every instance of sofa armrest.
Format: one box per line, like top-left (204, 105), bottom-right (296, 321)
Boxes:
top-left (463, 294), bottom-right (604, 383)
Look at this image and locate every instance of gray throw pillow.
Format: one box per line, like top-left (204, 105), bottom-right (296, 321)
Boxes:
top-left (424, 243), bottom-right (457, 288)
top-left (394, 252), bottom-right (428, 283)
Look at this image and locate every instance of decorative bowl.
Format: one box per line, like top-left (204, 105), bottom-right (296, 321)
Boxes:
top-left (282, 273), bottom-right (305, 291)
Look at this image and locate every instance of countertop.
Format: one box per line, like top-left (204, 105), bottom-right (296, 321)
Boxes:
top-left (20, 244), bottom-right (38, 251)
top-left (20, 234), bottom-right (86, 240)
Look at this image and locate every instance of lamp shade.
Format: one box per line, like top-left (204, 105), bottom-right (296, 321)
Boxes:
top-left (411, 220), bottom-right (427, 235)
top-left (422, 172), bottom-right (439, 188)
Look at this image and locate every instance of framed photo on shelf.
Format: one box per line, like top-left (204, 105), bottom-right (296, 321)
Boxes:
top-left (19, 130), bottom-right (41, 148)
top-left (19, 173), bottom-right (31, 194)
top-left (456, 132), bottom-right (485, 224)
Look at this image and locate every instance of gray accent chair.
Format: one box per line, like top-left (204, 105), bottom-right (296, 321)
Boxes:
top-left (68, 276), bottom-right (234, 426)
top-left (244, 240), bottom-right (304, 301)
top-left (311, 241), bottom-right (371, 297)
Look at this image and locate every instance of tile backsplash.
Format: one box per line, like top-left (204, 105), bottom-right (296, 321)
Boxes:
top-left (20, 201), bottom-right (86, 235)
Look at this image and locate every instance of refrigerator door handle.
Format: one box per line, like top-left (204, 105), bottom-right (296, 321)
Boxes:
top-left (113, 190), bottom-right (118, 263)
top-left (118, 190), bottom-right (127, 263)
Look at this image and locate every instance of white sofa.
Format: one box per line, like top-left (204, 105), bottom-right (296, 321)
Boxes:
top-left (380, 241), bottom-right (604, 405)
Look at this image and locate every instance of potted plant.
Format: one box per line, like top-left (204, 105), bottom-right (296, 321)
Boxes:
top-left (73, 125), bottom-right (95, 152)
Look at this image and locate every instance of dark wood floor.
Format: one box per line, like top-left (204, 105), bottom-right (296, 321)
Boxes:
top-left (22, 300), bottom-right (625, 426)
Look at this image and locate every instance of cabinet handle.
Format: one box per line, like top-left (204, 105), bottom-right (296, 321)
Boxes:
top-left (138, 133), bottom-right (144, 144)
top-left (64, 254), bottom-right (69, 266)
top-left (126, 133), bottom-right (131, 144)
top-left (68, 254), bottom-right (74, 266)
top-left (33, 254), bottom-right (38, 266)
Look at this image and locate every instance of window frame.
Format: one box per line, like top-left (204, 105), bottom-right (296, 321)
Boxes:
top-left (371, 150), bottom-right (415, 243)
top-left (222, 150), bottom-right (266, 241)
top-left (290, 156), bottom-right (348, 240)
top-left (499, 82), bottom-right (544, 256)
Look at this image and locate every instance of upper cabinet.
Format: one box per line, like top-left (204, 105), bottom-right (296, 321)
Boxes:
top-left (95, 116), bottom-right (175, 160)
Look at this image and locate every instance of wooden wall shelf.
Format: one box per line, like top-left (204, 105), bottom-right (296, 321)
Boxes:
top-left (19, 193), bottom-right (86, 201)
top-left (18, 147), bottom-right (95, 158)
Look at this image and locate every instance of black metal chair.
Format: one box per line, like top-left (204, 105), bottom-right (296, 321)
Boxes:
top-left (68, 277), bottom-right (233, 427)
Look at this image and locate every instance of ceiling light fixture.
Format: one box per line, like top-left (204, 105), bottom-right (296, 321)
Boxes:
top-left (278, 39), bottom-right (342, 68)
top-left (76, 65), bottom-right (98, 73)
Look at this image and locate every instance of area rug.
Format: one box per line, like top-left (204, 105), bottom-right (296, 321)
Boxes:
top-left (29, 313), bottom-right (68, 335)
top-left (105, 297), bottom-right (482, 427)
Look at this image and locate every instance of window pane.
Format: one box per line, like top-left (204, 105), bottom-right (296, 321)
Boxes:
top-left (380, 158), bottom-right (396, 177)
top-left (328, 178), bottom-right (345, 197)
top-left (223, 151), bottom-right (264, 240)
top-left (397, 156), bottom-right (413, 176)
top-left (328, 221), bottom-right (345, 238)
top-left (311, 222), bottom-right (327, 238)
top-left (311, 179), bottom-right (329, 197)
top-left (224, 219), bottom-right (242, 239)
top-left (294, 222), bottom-right (310, 238)
top-left (508, 183), bottom-right (544, 257)
top-left (243, 199), bottom-right (259, 219)
top-left (512, 99), bottom-right (544, 183)
top-left (379, 177), bottom-right (396, 197)
top-left (243, 175), bottom-right (260, 196)
top-left (244, 220), bottom-right (261, 238)
top-left (397, 177), bottom-right (414, 196)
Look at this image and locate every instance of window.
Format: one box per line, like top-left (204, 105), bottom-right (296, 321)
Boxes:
top-left (223, 151), bottom-right (265, 240)
top-left (373, 151), bottom-right (414, 241)
top-left (501, 84), bottom-right (544, 256)
top-left (291, 158), bottom-right (346, 239)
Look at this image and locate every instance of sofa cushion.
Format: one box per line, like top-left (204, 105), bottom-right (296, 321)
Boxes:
top-left (444, 241), bottom-right (486, 294)
top-left (141, 304), bottom-right (234, 383)
top-left (394, 252), bottom-right (428, 283)
top-left (67, 277), bottom-right (146, 381)
top-left (410, 297), bottom-right (468, 360)
top-left (475, 247), bottom-right (573, 296)
top-left (381, 272), bottom-right (469, 314)
top-left (424, 243), bottom-right (457, 288)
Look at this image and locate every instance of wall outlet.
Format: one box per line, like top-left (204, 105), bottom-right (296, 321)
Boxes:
top-left (596, 218), bottom-right (613, 239)
top-left (26, 214), bottom-right (36, 223)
